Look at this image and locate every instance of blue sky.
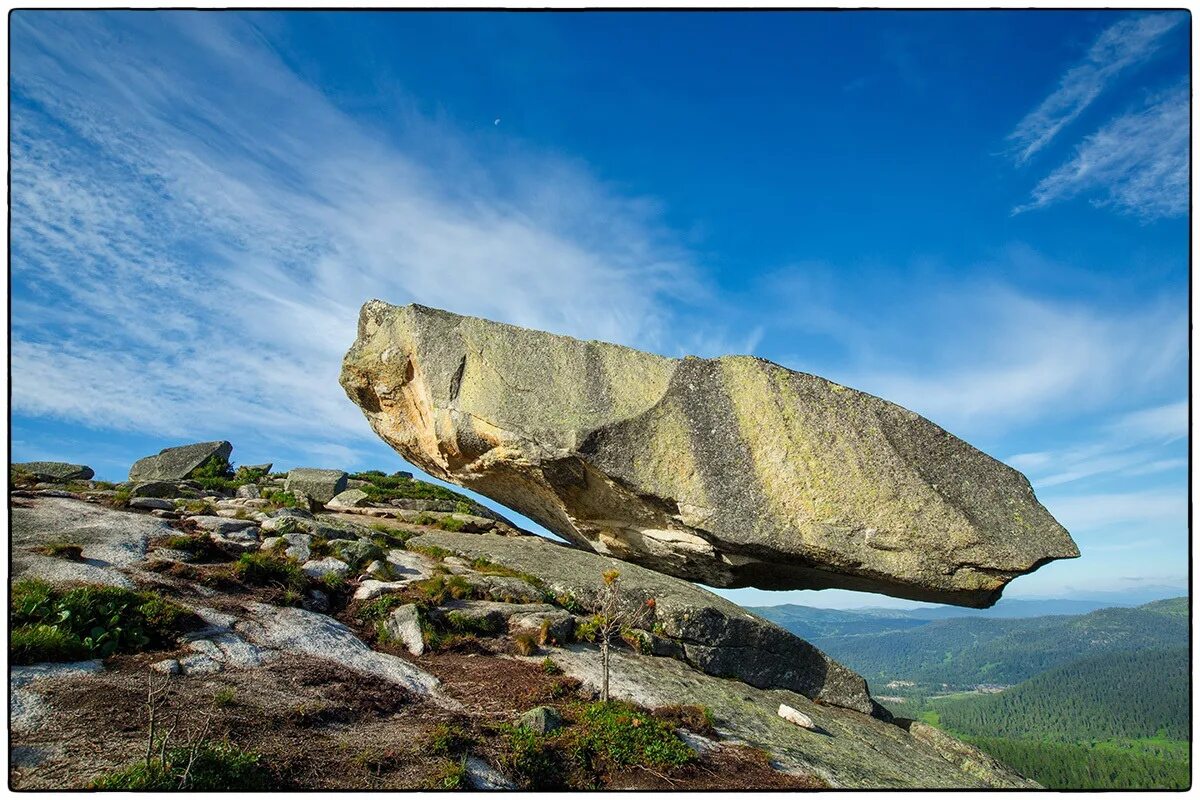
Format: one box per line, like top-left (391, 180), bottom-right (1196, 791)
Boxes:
top-left (10, 10), bottom-right (1189, 609)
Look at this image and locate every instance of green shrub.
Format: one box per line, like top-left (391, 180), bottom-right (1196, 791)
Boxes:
top-left (426, 758), bottom-right (467, 790)
top-left (233, 552), bottom-right (306, 592)
top-left (574, 616), bottom-right (601, 643)
top-left (9, 579), bottom-right (195, 663)
top-left (11, 624), bottom-right (89, 663)
top-left (541, 657), bottom-right (563, 675)
top-left (262, 490), bottom-right (300, 509)
top-left (413, 512), bottom-right (440, 527)
top-left (425, 723), bottom-right (474, 756)
top-left (414, 574), bottom-right (474, 604)
top-left (44, 542), bottom-right (84, 561)
top-left (358, 594), bottom-right (410, 623)
top-left (438, 516), bottom-right (466, 532)
top-left (503, 725), bottom-right (564, 789)
top-left (191, 455), bottom-right (240, 493)
top-left (91, 741), bottom-right (271, 790)
top-left (110, 489), bottom-right (132, 509)
top-left (350, 471), bottom-right (473, 505)
top-left (569, 700), bottom-right (693, 772)
top-left (321, 571), bottom-right (348, 593)
top-left (454, 501), bottom-right (473, 514)
top-left (443, 610), bottom-right (503, 637)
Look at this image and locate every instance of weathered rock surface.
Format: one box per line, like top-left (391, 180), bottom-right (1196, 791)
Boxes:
top-left (12, 462), bottom-right (94, 482)
top-left (341, 302), bottom-right (1079, 607)
top-left (129, 440), bottom-right (232, 481)
top-left (540, 645), bottom-right (1038, 789)
top-left (285, 468), bottom-right (348, 505)
top-left (408, 529), bottom-right (876, 714)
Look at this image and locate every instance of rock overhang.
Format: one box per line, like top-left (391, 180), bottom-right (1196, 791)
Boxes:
top-left (340, 300), bottom-right (1079, 608)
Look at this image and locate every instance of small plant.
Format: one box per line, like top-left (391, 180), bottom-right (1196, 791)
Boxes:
top-left (502, 724), bottom-right (563, 789)
top-left (233, 552), bottom-right (306, 592)
top-left (413, 512), bottom-right (439, 527)
top-left (357, 594), bottom-right (410, 623)
top-left (320, 571), bottom-right (348, 593)
top-left (44, 542), bottom-right (84, 561)
top-left (438, 516), bottom-right (467, 532)
top-left (588, 570), bottom-right (656, 702)
top-left (652, 704), bottom-right (716, 735)
top-left (111, 488), bottom-right (132, 509)
top-left (569, 700), bottom-right (693, 773)
top-left (10, 579), bottom-right (196, 664)
top-left (262, 490), bottom-right (300, 509)
top-left (540, 657), bottom-right (563, 676)
top-left (426, 757), bottom-right (468, 790)
top-left (425, 723), bottom-right (474, 757)
top-left (213, 688), bottom-right (237, 708)
top-left (513, 630), bottom-right (539, 656)
top-left (453, 501), bottom-right (473, 514)
top-left (414, 574), bottom-right (474, 604)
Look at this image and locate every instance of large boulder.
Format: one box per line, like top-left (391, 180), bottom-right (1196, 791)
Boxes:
top-left (12, 461), bottom-right (94, 482)
top-left (284, 468), bottom-right (348, 505)
top-left (128, 441), bottom-right (232, 482)
top-left (341, 302), bottom-right (1079, 608)
top-left (407, 529), bottom-right (877, 715)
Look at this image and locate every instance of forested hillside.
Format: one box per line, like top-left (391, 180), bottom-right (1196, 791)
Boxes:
top-left (932, 647), bottom-right (1189, 741)
top-left (811, 602), bottom-right (1188, 688)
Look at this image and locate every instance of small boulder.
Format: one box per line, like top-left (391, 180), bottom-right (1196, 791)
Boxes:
top-left (510, 609), bottom-right (575, 645)
top-left (261, 533), bottom-right (312, 562)
top-left (353, 580), bottom-right (410, 601)
top-left (190, 516), bottom-right (259, 537)
top-left (778, 704), bottom-right (816, 730)
top-left (284, 468), bottom-right (348, 505)
top-left (236, 484), bottom-right (261, 499)
top-left (129, 497), bottom-right (174, 511)
top-left (261, 514), bottom-right (311, 535)
top-left (327, 539), bottom-right (385, 569)
top-left (463, 755), bottom-right (518, 791)
top-left (326, 488), bottom-right (370, 511)
top-left (129, 441), bottom-right (232, 482)
top-left (302, 558), bottom-right (351, 580)
top-left (12, 461), bottom-right (94, 482)
top-left (517, 706), bottom-right (563, 735)
top-left (384, 604), bottom-right (425, 655)
top-left (363, 560), bottom-right (393, 580)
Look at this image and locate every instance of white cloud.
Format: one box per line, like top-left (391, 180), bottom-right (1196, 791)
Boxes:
top-left (1043, 489), bottom-right (1185, 532)
top-left (1007, 13), bottom-right (1182, 164)
top-left (1107, 400), bottom-right (1188, 442)
top-left (843, 289), bottom-right (1186, 433)
top-left (9, 13), bottom-right (702, 450)
top-left (1015, 83), bottom-right (1188, 219)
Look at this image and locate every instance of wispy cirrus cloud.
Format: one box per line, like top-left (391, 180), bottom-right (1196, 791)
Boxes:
top-left (1006, 400), bottom-right (1187, 489)
top-left (9, 12), bottom-right (704, 459)
top-left (1014, 83), bottom-right (1189, 219)
top-left (1007, 13), bottom-right (1182, 164)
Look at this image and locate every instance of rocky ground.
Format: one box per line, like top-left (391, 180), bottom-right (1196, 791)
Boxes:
top-left (9, 459), bottom-right (1038, 790)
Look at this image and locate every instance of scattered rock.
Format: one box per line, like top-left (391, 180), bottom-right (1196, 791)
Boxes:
top-left (327, 538), bottom-right (385, 568)
top-left (237, 463), bottom-right (273, 476)
top-left (517, 705), bottom-right (563, 735)
top-left (190, 516), bottom-right (259, 538)
top-left (462, 754), bottom-right (519, 790)
top-left (261, 514), bottom-right (310, 534)
top-left (778, 703), bottom-right (816, 729)
top-left (129, 440), bottom-right (232, 482)
top-left (12, 462), bottom-right (94, 482)
top-left (326, 488), bottom-right (370, 510)
top-left (129, 497), bottom-right (175, 511)
top-left (353, 580), bottom-right (411, 601)
top-left (302, 557), bottom-right (351, 580)
top-left (341, 302), bottom-right (1079, 607)
top-left (409, 529), bottom-right (874, 714)
top-left (151, 659), bottom-right (181, 675)
top-left (284, 468), bottom-right (348, 505)
top-left (363, 560), bottom-right (392, 579)
top-left (236, 483), bottom-right (261, 499)
top-left (509, 608), bottom-right (575, 644)
top-left (383, 604), bottom-right (425, 655)
top-left (261, 533), bottom-right (312, 561)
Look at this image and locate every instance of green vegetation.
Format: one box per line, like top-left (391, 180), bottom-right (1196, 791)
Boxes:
top-left (933, 648), bottom-right (1188, 742)
top-left (501, 700), bottom-right (694, 789)
top-left (43, 542), bottom-right (84, 560)
top-left (425, 723), bottom-right (474, 757)
top-left (962, 737), bottom-right (1189, 790)
top-left (414, 574), bottom-right (475, 604)
top-left (232, 552), bottom-right (307, 592)
top-left (540, 657), bottom-right (563, 675)
top-left (10, 579), bottom-right (196, 664)
top-left (426, 758), bottom-right (467, 790)
top-left (817, 600), bottom-right (1188, 688)
top-left (262, 490), bottom-right (300, 509)
top-left (350, 471), bottom-right (474, 505)
top-left (91, 741), bottom-right (272, 790)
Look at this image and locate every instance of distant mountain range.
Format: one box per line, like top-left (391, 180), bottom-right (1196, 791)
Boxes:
top-left (751, 597), bottom-right (1189, 688)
